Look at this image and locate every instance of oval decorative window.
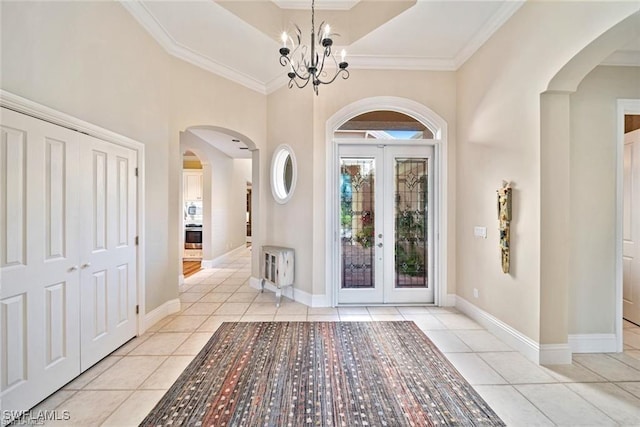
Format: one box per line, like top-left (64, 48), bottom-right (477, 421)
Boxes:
top-left (271, 144), bottom-right (297, 204)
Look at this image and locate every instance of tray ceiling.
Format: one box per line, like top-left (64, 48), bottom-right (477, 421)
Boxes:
top-left (121, 0), bottom-right (525, 94)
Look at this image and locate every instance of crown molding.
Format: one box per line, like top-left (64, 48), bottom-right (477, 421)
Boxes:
top-left (601, 50), bottom-right (640, 67)
top-left (346, 55), bottom-right (456, 71)
top-left (453, 0), bottom-right (525, 69)
top-left (121, 0), bottom-right (524, 95)
top-left (120, 1), bottom-right (268, 95)
top-left (272, 0), bottom-right (359, 10)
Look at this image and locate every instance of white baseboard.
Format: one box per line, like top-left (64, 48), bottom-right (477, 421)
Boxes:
top-left (455, 296), bottom-right (572, 365)
top-left (444, 293), bottom-right (456, 307)
top-left (540, 344), bottom-right (573, 365)
top-left (568, 333), bottom-right (617, 353)
top-left (142, 298), bottom-right (181, 332)
top-left (248, 277), bottom-right (331, 308)
top-left (202, 244), bottom-right (247, 268)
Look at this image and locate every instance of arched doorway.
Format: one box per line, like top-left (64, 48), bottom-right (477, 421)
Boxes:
top-left (182, 150), bottom-right (205, 278)
top-left (540, 10), bottom-right (640, 358)
top-left (325, 97), bottom-right (449, 306)
top-left (179, 126), bottom-right (260, 285)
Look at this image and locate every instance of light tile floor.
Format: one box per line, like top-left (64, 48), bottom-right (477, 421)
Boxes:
top-left (31, 247), bottom-right (640, 426)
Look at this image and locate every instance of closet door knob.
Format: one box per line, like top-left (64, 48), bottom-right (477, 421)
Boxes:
top-left (81, 263), bottom-right (91, 269)
top-left (69, 265), bottom-right (79, 272)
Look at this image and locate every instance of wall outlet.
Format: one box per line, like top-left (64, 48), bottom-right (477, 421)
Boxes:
top-left (474, 226), bottom-right (487, 238)
top-left (473, 288), bottom-right (479, 298)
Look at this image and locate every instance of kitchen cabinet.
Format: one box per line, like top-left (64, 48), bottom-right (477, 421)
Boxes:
top-left (184, 170), bottom-right (203, 201)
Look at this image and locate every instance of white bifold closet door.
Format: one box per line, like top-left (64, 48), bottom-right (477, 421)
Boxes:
top-left (0, 108), bottom-right (138, 418)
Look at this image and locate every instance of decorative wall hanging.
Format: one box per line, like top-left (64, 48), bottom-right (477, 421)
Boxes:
top-left (497, 181), bottom-right (512, 274)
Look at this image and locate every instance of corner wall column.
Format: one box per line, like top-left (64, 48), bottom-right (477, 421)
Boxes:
top-left (201, 161), bottom-right (213, 265)
top-left (539, 91), bottom-right (572, 364)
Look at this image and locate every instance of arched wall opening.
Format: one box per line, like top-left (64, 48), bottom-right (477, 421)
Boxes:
top-left (179, 126), bottom-right (260, 285)
top-left (325, 96), bottom-right (450, 306)
top-left (539, 11), bottom-right (640, 361)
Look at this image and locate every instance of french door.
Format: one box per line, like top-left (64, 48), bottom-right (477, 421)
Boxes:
top-left (338, 144), bottom-right (434, 304)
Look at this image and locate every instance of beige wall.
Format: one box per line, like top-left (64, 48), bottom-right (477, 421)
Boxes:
top-left (263, 70), bottom-right (456, 299)
top-left (266, 87), bottom-right (315, 294)
top-left (0, 1), bottom-right (267, 312)
top-left (456, 2), bottom-right (639, 343)
top-left (569, 65), bottom-right (640, 334)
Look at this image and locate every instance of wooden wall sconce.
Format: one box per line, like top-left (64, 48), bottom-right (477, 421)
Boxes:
top-left (497, 181), bottom-right (512, 274)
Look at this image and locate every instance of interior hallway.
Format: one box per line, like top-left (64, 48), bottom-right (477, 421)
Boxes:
top-left (27, 247), bottom-right (640, 426)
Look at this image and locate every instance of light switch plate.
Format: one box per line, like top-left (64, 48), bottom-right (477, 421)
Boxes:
top-left (474, 226), bottom-right (487, 238)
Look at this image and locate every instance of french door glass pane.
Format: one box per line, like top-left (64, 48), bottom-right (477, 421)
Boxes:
top-left (394, 158), bottom-right (428, 288)
top-left (340, 158), bottom-right (376, 289)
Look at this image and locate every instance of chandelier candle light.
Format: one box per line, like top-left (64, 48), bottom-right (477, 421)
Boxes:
top-left (279, 0), bottom-right (350, 95)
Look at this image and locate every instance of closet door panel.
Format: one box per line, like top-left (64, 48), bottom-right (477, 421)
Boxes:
top-left (0, 108), bottom-right (81, 419)
top-left (79, 134), bottom-right (137, 371)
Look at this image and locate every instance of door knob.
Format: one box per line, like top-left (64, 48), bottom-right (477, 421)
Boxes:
top-left (377, 243), bottom-right (383, 248)
top-left (81, 263), bottom-right (91, 269)
top-left (378, 234), bottom-right (383, 238)
top-left (69, 265), bottom-right (78, 272)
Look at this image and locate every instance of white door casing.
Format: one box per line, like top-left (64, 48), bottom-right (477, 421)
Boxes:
top-left (0, 106), bottom-right (139, 418)
top-left (623, 128), bottom-right (640, 325)
top-left (326, 97), bottom-right (447, 307)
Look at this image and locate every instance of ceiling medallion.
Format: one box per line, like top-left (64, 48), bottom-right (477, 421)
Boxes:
top-left (278, 0), bottom-right (350, 95)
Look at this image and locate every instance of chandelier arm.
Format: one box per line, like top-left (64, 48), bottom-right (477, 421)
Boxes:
top-left (315, 47), bottom-right (330, 82)
top-left (317, 68), bottom-right (349, 86)
top-left (291, 77), bottom-right (311, 89)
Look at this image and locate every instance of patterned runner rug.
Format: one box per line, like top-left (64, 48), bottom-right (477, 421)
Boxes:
top-left (141, 321), bottom-right (504, 426)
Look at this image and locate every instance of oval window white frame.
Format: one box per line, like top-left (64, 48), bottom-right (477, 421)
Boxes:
top-left (271, 144), bottom-right (297, 204)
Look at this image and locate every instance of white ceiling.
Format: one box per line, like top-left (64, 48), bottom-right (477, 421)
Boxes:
top-left (189, 128), bottom-right (252, 159)
top-left (121, 0), bottom-right (525, 94)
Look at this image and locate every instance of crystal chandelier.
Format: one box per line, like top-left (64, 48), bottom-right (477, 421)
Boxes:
top-left (278, 0), bottom-right (350, 95)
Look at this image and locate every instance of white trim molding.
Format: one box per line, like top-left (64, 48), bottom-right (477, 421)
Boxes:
top-left (142, 298), bottom-right (181, 332)
top-left (120, 1), bottom-right (267, 95)
top-left (325, 96), bottom-right (448, 307)
top-left (119, 0), bottom-right (524, 95)
top-left (202, 244), bottom-right (249, 269)
top-left (568, 334), bottom-right (617, 353)
top-left (616, 99), bottom-right (640, 353)
top-left (249, 277), bottom-right (331, 307)
top-left (455, 296), bottom-right (572, 365)
top-left (452, 1), bottom-right (524, 69)
top-left (539, 344), bottom-right (572, 365)
top-left (0, 90), bottom-right (148, 337)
